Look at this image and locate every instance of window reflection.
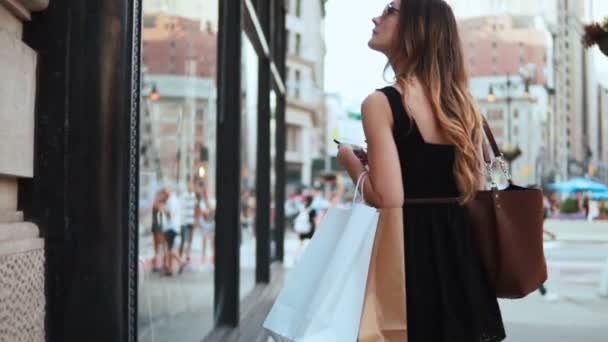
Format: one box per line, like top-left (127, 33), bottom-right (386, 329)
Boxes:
top-left (240, 34), bottom-right (259, 301)
top-left (138, 1), bottom-right (218, 341)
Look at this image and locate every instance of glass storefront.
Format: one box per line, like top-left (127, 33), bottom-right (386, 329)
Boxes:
top-left (240, 33), bottom-right (259, 301)
top-left (136, 1), bottom-right (286, 340)
top-left (19, 0), bottom-right (286, 340)
top-left (138, 2), bottom-right (219, 340)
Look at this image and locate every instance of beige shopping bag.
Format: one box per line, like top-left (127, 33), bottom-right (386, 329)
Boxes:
top-left (358, 208), bottom-right (408, 342)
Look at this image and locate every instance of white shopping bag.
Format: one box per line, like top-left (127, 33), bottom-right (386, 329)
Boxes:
top-left (264, 173), bottom-right (379, 341)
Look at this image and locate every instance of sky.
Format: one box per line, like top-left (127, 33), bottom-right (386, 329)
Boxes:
top-left (324, 0), bottom-right (608, 103)
top-left (324, 1), bottom-right (390, 106)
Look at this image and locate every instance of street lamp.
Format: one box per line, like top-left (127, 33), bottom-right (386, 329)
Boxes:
top-left (150, 84), bottom-right (160, 101)
top-left (523, 82), bottom-right (530, 98)
top-left (487, 85), bottom-right (496, 103)
top-left (486, 74), bottom-right (534, 173)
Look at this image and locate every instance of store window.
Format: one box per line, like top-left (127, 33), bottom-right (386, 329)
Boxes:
top-left (138, 1), bottom-right (219, 341)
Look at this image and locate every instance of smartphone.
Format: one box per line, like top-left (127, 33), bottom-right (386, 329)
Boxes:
top-left (333, 139), bottom-right (341, 144)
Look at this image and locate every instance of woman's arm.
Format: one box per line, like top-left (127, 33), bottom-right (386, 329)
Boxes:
top-left (338, 91), bottom-right (404, 208)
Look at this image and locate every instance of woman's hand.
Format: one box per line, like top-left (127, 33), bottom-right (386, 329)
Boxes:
top-left (337, 144), bottom-right (367, 187)
top-left (336, 143), bottom-right (354, 164)
top-left (338, 144), bottom-right (368, 168)
top-left (353, 148), bottom-right (368, 166)
top-left (337, 144), bottom-right (363, 170)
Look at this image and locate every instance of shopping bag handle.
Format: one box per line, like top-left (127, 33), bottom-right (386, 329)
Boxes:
top-left (353, 171), bottom-right (368, 205)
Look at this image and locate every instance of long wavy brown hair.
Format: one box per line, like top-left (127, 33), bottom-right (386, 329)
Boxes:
top-left (391, 0), bottom-right (483, 202)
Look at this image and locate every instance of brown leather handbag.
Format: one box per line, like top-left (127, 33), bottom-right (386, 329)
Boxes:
top-left (466, 118), bottom-right (547, 298)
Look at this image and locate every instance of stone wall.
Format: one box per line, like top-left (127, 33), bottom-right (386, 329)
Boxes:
top-left (0, 0), bottom-right (49, 340)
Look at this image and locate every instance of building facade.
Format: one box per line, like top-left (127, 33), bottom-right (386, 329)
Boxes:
top-left (1, 1), bottom-right (289, 341)
top-left (285, 0), bottom-right (326, 187)
top-left (459, 15), bottom-right (547, 84)
top-left (459, 14), bottom-right (548, 185)
top-left (595, 84), bottom-right (608, 182)
top-left (471, 76), bottom-right (548, 185)
top-left (544, 0), bottom-right (606, 180)
top-left (140, 13), bottom-right (218, 208)
top-left (451, 0), bottom-right (606, 183)
top-left (0, 1), bottom-right (48, 340)
top-left (447, 0), bottom-right (557, 21)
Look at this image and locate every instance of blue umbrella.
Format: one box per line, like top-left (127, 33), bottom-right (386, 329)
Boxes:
top-left (548, 177), bottom-right (608, 193)
top-left (592, 191), bottom-right (608, 200)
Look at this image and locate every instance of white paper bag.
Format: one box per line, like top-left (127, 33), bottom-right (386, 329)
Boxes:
top-left (264, 173), bottom-right (379, 341)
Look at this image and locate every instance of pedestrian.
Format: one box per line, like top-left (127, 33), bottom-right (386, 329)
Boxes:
top-left (163, 188), bottom-right (182, 276)
top-left (197, 183), bottom-right (215, 264)
top-left (539, 205), bottom-right (559, 301)
top-left (150, 190), bottom-right (168, 272)
top-left (179, 182), bottom-right (197, 268)
top-left (583, 195), bottom-right (590, 219)
top-left (294, 195), bottom-right (317, 260)
top-left (337, 1), bottom-right (505, 340)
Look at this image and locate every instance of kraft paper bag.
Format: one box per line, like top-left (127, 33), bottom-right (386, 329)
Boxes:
top-left (358, 207), bottom-right (408, 342)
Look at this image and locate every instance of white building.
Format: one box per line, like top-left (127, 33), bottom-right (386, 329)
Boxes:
top-left (284, 0), bottom-right (327, 186)
top-left (471, 76), bottom-right (548, 185)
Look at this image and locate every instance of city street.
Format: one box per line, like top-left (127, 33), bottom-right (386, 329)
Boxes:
top-left (137, 220), bottom-right (608, 341)
top-left (500, 239), bottom-right (608, 342)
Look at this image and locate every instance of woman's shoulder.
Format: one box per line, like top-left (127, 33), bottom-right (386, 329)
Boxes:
top-left (361, 88), bottom-right (395, 122)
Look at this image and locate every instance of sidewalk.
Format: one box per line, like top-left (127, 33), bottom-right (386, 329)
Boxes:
top-left (501, 235), bottom-right (608, 341)
top-left (500, 280), bottom-right (608, 341)
top-left (137, 228), bottom-right (302, 342)
top-left (544, 219), bottom-right (608, 243)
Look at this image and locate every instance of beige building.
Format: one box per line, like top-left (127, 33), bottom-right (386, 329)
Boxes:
top-left (551, 0), bottom-right (595, 178)
top-left (0, 1), bottom-right (48, 340)
top-left (449, 0), bottom-right (603, 182)
top-left (458, 15), bottom-right (547, 83)
top-left (595, 85), bottom-right (608, 182)
top-left (458, 15), bottom-right (549, 185)
top-left (447, 0), bottom-right (556, 21)
top-left (143, 0), bottom-right (219, 30)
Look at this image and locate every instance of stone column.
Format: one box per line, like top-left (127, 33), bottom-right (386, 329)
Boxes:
top-left (0, 0), bottom-right (49, 340)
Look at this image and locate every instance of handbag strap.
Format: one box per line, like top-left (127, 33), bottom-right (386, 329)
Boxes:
top-left (481, 117), bottom-right (500, 163)
top-left (481, 116), bottom-right (513, 184)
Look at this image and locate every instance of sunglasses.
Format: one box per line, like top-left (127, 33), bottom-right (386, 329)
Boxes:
top-left (381, 3), bottom-right (400, 18)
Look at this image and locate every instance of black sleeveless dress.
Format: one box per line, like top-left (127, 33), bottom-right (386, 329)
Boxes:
top-left (377, 87), bottom-right (506, 342)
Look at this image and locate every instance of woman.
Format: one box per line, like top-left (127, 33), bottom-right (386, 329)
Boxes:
top-left (196, 190), bottom-right (215, 264)
top-left (337, 1), bottom-right (506, 341)
top-left (151, 190), bottom-right (168, 271)
top-left (163, 188), bottom-right (182, 275)
top-left (294, 195), bottom-right (317, 259)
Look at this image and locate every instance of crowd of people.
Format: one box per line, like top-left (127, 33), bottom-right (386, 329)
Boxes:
top-left (150, 182), bottom-right (215, 276)
top-left (146, 176), bottom-right (363, 272)
top-left (544, 191), bottom-right (603, 221)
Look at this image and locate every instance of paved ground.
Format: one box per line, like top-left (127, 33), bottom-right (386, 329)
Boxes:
top-left (137, 226), bottom-right (302, 342)
top-left (137, 219), bottom-right (608, 342)
top-left (544, 219), bottom-right (608, 243)
top-left (500, 280), bottom-right (608, 342)
top-left (498, 225), bottom-right (608, 342)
